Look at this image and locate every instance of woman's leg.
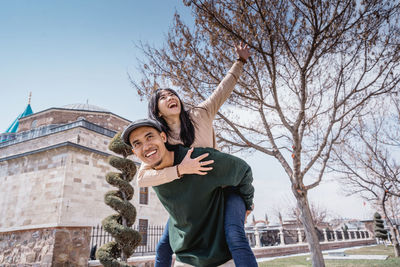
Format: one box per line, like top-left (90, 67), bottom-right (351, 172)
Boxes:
top-left (155, 220), bottom-right (173, 267)
top-left (224, 188), bottom-right (258, 267)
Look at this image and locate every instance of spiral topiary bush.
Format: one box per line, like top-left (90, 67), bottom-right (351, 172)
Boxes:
top-left (96, 132), bottom-right (142, 266)
top-left (373, 212), bottom-right (388, 241)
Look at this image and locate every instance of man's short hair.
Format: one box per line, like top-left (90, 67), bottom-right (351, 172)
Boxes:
top-left (121, 118), bottom-right (163, 147)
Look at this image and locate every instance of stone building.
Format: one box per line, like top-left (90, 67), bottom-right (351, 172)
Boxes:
top-left (245, 216), bottom-right (372, 249)
top-left (0, 102), bottom-right (168, 266)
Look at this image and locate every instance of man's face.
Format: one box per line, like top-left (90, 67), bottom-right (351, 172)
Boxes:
top-left (129, 126), bottom-right (168, 168)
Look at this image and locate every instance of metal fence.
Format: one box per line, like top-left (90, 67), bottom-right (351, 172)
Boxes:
top-left (89, 224), bottom-right (165, 258)
top-left (89, 225), bottom-right (372, 259)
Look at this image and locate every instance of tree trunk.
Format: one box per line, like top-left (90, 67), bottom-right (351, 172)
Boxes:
top-left (296, 192), bottom-right (325, 267)
top-left (381, 198), bottom-right (400, 257)
top-left (386, 221), bottom-right (400, 257)
top-left (395, 228), bottom-right (400, 257)
top-left (121, 190), bottom-right (128, 262)
top-left (389, 227), bottom-right (400, 257)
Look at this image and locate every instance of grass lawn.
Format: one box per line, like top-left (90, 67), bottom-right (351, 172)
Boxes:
top-left (258, 245), bottom-right (400, 267)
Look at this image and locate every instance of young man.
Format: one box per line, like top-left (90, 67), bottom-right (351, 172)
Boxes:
top-left (122, 119), bottom-right (256, 267)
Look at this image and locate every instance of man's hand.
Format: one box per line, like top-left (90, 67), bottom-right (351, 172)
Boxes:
top-left (177, 148), bottom-right (214, 175)
top-left (234, 42), bottom-right (250, 61)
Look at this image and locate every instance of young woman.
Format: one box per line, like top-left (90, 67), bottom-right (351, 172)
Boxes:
top-left (137, 43), bottom-right (257, 267)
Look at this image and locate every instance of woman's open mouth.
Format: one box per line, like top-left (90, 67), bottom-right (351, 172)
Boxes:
top-left (168, 102), bottom-right (178, 108)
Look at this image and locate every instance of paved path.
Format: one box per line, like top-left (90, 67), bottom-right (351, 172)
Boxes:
top-left (324, 254), bottom-right (388, 260)
top-left (256, 244), bottom-right (384, 263)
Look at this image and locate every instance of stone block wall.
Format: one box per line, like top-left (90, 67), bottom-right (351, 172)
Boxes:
top-left (18, 109), bottom-right (130, 133)
top-left (0, 227), bottom-right (90, 266)
top-left (52, 227), bottom-right (91, 266)
top-left (0, 106), bottom-right (170, 266)
top-left (0, 143), bottom-right (168, 230)
top-left (0, 147), bottom-right (68, 230)
top-left (0, 127), bottom-right (111, 159)
top-left (57, 145), bottom-right (168, 227)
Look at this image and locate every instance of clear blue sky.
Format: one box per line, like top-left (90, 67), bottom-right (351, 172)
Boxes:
top-left (0, 0), bottom-right (191, 124)
top-left (0, 0), bottom-right (372, 222)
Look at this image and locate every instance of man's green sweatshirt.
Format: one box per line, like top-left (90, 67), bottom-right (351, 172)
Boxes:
top-left (153, 145), bottom-right (254, 267)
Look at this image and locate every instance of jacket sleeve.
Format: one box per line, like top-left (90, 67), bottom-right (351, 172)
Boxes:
top-left (198, 61), bottom-right (243, 119)
top-left (208, 150), bottom-right (254, 211)
top-left (136, 163), bottom-right (180, 187)
top-left (230, 165), bottom-right (255, 211)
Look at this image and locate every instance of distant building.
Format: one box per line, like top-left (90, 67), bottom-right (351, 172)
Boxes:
top-left (245, 216), bottom-right (372, 247)
top-left (0, 101), bottom-right (168, 266)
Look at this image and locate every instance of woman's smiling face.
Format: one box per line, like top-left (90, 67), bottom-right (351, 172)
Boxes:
top-left (157, 89), bottom-right (182, 118)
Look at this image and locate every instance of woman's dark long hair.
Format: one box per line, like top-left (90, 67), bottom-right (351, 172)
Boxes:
top-left (148, 88), bottom-right (195, 147)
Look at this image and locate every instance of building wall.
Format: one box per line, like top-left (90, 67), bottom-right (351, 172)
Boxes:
top-left (0, 107), bottom-right (168, 265)
top-left (136, 188), bottom-right (168, 226)
top-left (18, 109), bottom-right (130, 133)
top-left (0, 227), bottom-right (91, 266)
top-left (0, 126), bottom-right (111, 159)
top-left (0, 128), bottom-right (168, 232)
top-left (0, 146), bottom-right (67, 230)
top-left (58, 145), bottom-right (168, 226)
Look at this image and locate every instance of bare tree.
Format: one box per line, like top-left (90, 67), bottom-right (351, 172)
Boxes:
top-left (384, 195), bottom-right (400, 226)
top-left (386, 196), bottom-right (400, 243)
top-left (331, 97), bottom-right (400, 257)
top-left (379, 191), bottom-right (399, 256)
top-left (273, 195), bottom-right (330, 226)
top-left (287, 201), bottom-right (329, 227)
top-left (377, 195), bottom-right (400, 248)
top-left (132, 1), bottom-right (400, 266)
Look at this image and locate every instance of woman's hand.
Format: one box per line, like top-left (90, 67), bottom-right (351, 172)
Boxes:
top-left (177, 148), bottom-right (214, 175)
top-left (234, 42), bottom-right (250, 61)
